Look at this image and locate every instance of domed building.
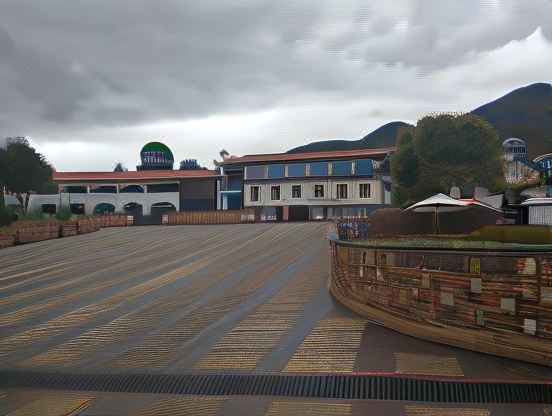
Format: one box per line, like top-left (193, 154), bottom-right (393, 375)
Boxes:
top-left (502, 138), bottom-right (537, 185)
top-left (27, 142), bottom-right (220, 224)
top-left (137, 141), bottom-right (174, 170)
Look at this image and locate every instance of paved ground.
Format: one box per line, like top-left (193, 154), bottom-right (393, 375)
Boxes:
top-left (0, 223), bottom-right (551, 415)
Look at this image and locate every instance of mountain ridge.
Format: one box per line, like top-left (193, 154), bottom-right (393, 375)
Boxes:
top-left (287, 83), bottom-right (552, 158)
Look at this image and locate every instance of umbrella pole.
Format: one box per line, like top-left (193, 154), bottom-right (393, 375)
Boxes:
top-left (436, 206), bottom-right (441, 235)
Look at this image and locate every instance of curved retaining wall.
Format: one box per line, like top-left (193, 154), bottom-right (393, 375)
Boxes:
top-left (329, 239), bottom-right (552, 367)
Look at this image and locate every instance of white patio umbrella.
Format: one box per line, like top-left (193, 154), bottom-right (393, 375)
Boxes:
top-left (407, 193), bottom-right (470, 234)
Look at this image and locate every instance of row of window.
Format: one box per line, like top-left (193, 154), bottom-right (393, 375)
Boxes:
top-left (244, 159), bottom-right (373, 180)
top-left (62, 183), bottom-right (180, 194)
top-left (250, 183), bottom-right (370, 202)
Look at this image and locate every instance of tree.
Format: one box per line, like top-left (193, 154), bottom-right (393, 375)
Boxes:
top-left (0, 137), bottom-right (54, 210)
top-left (391, 113), bottom-right (504, 205)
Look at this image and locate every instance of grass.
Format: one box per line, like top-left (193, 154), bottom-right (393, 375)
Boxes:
top-left (339, 225), bottom-right (552, 250)
top-left (342, 237), bottom-right (552, 251)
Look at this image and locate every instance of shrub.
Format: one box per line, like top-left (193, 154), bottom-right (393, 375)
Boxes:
top-left (0, 205), bottom-right (11, 226)
top-left (469, 226), bottom-right (552, 244)
top-left (56, 205), bottom-right (72, 222)
top-left (24, 206), bottom-right (45, 220)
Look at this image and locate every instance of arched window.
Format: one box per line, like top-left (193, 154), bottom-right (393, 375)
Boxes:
top-left (119, 185), bottom-right (145, 193)
top-left (93, 203), bottom-right (116, 215)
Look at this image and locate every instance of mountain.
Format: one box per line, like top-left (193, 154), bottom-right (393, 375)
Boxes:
top-left (286, 121), bottom-right (412, 153)
top-left (287, 83), bottom-right (552, 156)
top-left (472, 82), bottom-right (552, 159)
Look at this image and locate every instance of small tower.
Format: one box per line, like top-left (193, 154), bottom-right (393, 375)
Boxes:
top-left (503, 138), bottom-right (528, 184)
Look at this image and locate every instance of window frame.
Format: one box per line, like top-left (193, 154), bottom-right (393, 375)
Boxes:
top-left (270, 185), bottom-right (281, 201)
top-left (359, 183), bottom-right (371, 199)
top-left (314, 184), bottom-right (325, 198)
top-left (250, 185), bottom-right (260, 202)
top-left (291, 184), bottom-right (302, 199)
top-left (336, 183), bottom-right (348, 199)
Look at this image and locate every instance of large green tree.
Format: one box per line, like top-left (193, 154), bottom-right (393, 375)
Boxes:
top-left (391, 113), bottom-right (504, 205)
top-left (0, 137), bottom-right (55, 210)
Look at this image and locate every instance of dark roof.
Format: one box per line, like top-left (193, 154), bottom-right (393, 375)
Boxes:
top-left (222, 147), bottom-right (395, 165)
top-left (53, 169), bottom-right (219, 182)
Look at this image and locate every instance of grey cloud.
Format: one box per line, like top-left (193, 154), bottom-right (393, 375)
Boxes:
top-left (0, 0), bottom-right (550, 150)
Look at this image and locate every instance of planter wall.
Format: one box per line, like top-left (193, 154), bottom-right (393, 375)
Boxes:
top-left (0, 214), bottom-right (131, 249)
top-left (0, 231), bottom-right (16, 248)
top-left (166, 210), bottom-right (255, 225)
top-left (77, 218), bottom-right (101, 235)
top-left (99, 215), bottom-right (129, 228)
top-left (16, 224), bottom-right (60, 244)
top-left (60, 223), bottom-right (78, 237)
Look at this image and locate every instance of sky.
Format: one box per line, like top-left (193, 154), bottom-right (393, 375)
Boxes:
top-left (0, 0), bottom-right (551, 171)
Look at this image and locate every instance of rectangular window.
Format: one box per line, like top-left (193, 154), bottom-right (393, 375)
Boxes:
top-left (245, 165), bottom-right (267, 180)
top-left (337, 184), bottom-right (348, 199)
top-left (250, 186), bottom-right (260, 202)
top-left (70, 203), bottom-right (85, 215)
top-left (359, 183), bottom-right (370, 198)
top-left (270, 185), bottom-right (280, 201)
top-left (291, 185), bottom-right (302, 198)
top-left (287, 163), bottom-right (306, 177)
top-left (146, 183), bottom-right (179, 193)
top-left (267, 164), bottom-right (285, 179)
top-left (310, 162), bottom-right (329, 176)
top-left (314, 184), bottom-right (324, 198)
top-left (331, 161), bottom-right (352, 176)
top-left (42, 204), bottom-right (56, 214)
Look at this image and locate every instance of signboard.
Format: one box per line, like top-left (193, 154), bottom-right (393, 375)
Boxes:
top-left (138, 142), bottom-right (174, 170)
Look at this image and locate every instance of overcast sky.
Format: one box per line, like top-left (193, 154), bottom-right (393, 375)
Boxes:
top-left (1, 0), bottom-right (551, 171)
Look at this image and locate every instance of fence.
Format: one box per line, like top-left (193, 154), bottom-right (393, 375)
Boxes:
top-left (0, 214), bottom-right (130, 248)
top-left (165, 210), bottom-right (256, 225)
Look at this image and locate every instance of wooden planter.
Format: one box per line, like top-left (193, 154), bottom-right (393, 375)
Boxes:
top-left (167, 210), bottom-right (244, 225)
top-left (77, 218), bottom-right (100, 235)
top-left (329, 239), bottom-right (552, 366)
top-left (60, 222), bottom-right (78, 237)
top-left (99, 215), bottom-right (128, 228)
top-left (0, 231), bottom-right (16, 248)
top-left (16, 224), bottom-right (60, 244)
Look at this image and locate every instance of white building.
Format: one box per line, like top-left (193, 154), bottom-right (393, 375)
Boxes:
top-left (521, 198), bottom-right (552, 225)
top-left (28, 169), bottom-right (220, 222)
top-left (219, 148), bottom-right (394, 220)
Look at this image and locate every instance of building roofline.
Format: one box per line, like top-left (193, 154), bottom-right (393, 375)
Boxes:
top-left (53, 169), bottom-right (220, 182)
top-left (221, 147), bottom-right (396, 165)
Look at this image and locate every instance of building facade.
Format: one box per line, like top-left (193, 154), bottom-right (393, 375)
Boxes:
top-left (28, 169), bottom-right (220, 221)
top-left (218, 148), bottom-right (394, 221)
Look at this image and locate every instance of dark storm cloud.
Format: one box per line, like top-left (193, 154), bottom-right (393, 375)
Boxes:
top-left (0, 0), bottom-right (550, 153)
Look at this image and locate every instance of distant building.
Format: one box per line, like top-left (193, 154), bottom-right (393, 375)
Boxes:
top-left (502, 138), bottom-right (536, 184)
top-left (218, 148), bottom-right (394, 221)
top-left (535, 153), bottom-right (552, 197)
top-left (28, 142), bottom-right (220, 222)
top-left (521, 198), bottom-right (552, 225)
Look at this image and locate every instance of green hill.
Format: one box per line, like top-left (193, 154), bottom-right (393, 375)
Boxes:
top-left (287, 83), bottom-right (552, 156)
top-left (472, 82), bottom-right (552, 159)
top-left (286, 121), bottom-right (411, 153)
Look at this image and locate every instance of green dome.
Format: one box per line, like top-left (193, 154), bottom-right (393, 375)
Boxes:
top-left (139, 141), bottom-right (174, 170)
top-left (140, 142), bottom-right (174, 160)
